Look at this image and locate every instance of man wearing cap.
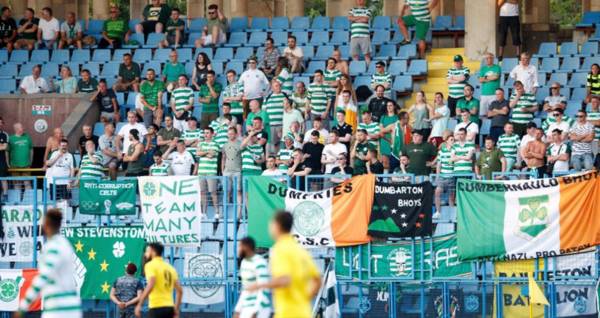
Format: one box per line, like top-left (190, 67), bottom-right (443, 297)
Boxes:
top-left (397, 0), bottom-right (439, 58)
top-left (371, 61), bottom-right (393, 99)
top-left (446, 54), bottom-right (470, 117)
top-left (402, 130), bottom-right (436, 176)
top-left (110, 263), bottom-right (144, 318)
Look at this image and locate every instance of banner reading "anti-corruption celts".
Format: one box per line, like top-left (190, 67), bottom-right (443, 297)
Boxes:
top-left (62, 226), bottom-right (146, 300)
top-left (138, 176), bottom-right (202, 247)
top-left (457, 171), bottom-right (600, 261)
top-left (247, 175), bottom-right (375, 248)
top-left (335, 234), bottom-right (472, 280)
top-left (79, 180), bottom-right (137, 215)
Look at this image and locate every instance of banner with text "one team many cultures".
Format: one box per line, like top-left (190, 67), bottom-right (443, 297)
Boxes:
top-left (247, 175), bottom-right (375, 248)
top-left (138, 176), bottom-right (202, 247)
top-left (79, 180), bottom-right (137, 215)
top-left (456, 171), bottom-right (600, 261)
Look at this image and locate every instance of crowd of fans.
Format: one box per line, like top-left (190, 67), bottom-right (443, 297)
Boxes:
top-left (0, 0), bottom-right (599, 208)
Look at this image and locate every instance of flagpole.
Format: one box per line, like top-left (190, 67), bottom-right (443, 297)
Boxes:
top-left (312, 262), bottom-right (331, 318)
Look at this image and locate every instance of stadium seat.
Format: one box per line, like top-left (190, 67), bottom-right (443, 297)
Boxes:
top-left (233, 47), bottom-right (254, 61)
top-left (250, 17), bottom-right (269, 31)
top-left (388, 60), bottom-right (408, 75)
top-left (212, 61), bottom-right (224, 74)
top-left (92, 49), bottom-right (111, 63)
top-left (451, 16), bottom-right (465, 31)
top-left (390, 30), bottom-right (407, 44)
top-left (86, 62), bottom-right (101, 77)
top-left (177, 48), bottom-right (193, 62)
top-left (66, 62), bottom-right (80, 75)
top-left (305, 60), bottom-right (325, 75)
top-left (271, 31), bottom-right (288, 46)
top-left (432, 16), bottom-right (452, 31)
top-left (332, 16), bottom-right (350, 30)
top-left (30, 50), bottom-right (49, 63)
top-left (539, 57), bottom-right (559, 73)
top-left (290, 16), bottom-right (310, 31)
top-left (559, 42), bottom-right (578, 57)
top-left (537, 72), bottom-right (547, 87)
top-left (568, 72), bottom-right (587, 88)
top-left (406, 60), bottom-right (427, 76)
top-left (71, 49), bottom-right (90, 63)
top-left (537, 42), bottom-right (557, 58)
top-left (133, 48), bottom-right (152, 63)
top-left (398, 44), bottom-right (418, 60)
top-left (93, 122), bottom-right (105, 136)
top-left (226, 61), bottom-right (244, 74)
top-left (18, 63), bottom-right (36, 78)
top-left (10, 50), bottom-right (29, 63)
top-left (248, 32), bottom-right (267, 47)
top-left (349, 61), bottom-right (367, 76)
top-left (330, 31), bottom-right (349, 45)
top-left (101, 62), bottom-right (120, 77)
top-left (565, 101), bottom-right (582, 117)
top-left (310, 16), bottom-right (330, 31)
top-left (291, 31), bottom-right (309, 45)
top-left (571, 87), bottom-right (587, 100)
top-left (392, 75), bottom-right (413, 92)
top-left (354, 75), bottom-right (370, 88)
top-left (41, 63), bottom-right (59, 78)
top-left (115, 92), bottom-right (125, 106)
top-left (143, 33), bottom-right (165, 48)
top-left (0, 63), bottom-right (18, 79)
top-left (581, 56), bottom-right (600, 71)
top-left (213, 47), bottom-right (233, 62)
top-left (310, 31), bottom-right (329, 46)
top-left (225, 32), bottom-right (247, 47)
top-left (576, 11), bottom-right (600, 28)
top-left (549, 72), bottom-right (568, 86)
top-left (0, 50), bottom-right (7, 63)
top-left (371, 30), bottom-right (391, 46)
top-left (579, 41), bottom-right (598, 57)
top-left (558, 56), bottom-right (580, 73)
top-left (229, 17), bottom-right (249, 32)
top-left (123, 33), bottom-right (144, 48)
top-left (189, 18), bottom-right (207, 32)
top-left (0, 79), bottom-right (16, 93)
top-left (501, 58), bottom-right (518, 74)
top-left (112, 49), bottom-right (131, 62)
top-left (185, 32), bottom-right (201, 48)
top-left (141, 61), bottom-right (161, 75)
top-left (373, 16), bottom-right (391, 30)
top-left (271, 16), bottom-right (289, 30)
top-left (337, 45), bottom-right (350, 59)
top-left (293, 76), bottom-right (309, 86)
top-left (87, 19), bottom-right (104, 34)
top-left (314, 45), bottom-right (334, 60)
top-left (128, 19), bottom-right (141, 32)
top-left (376, 44), bottom-right (396, 59)
top-left (153, 48), bottom-right (171, 62)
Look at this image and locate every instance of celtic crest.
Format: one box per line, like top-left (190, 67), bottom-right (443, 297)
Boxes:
top-left (292, 201), bottom-right (324, 237)
top-left (187, 254), bottom-right (223, 299)
top-left (0, 277), bottom-right (22, 302)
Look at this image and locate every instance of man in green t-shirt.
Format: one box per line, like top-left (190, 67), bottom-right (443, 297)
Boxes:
top-left (9, 123), bottom-right (33, 189)
top-left (456, 84), bottom-right (480, 123)
top-left (403, 130), bottom-right (437, 176)
top-left (476, 137), bottom-right (506, 180)
top-left (352, 129), bottom-right (375, 175)
top-left (98, 7), bottom-right (129, 49)
top-left (162, 49), bottom-right (186, 90)
top-left (198, 70), bottom-right (222, 128)
top-left (161, 8), bottom-right (186, 48)
top-left (114, 53), bottom-right (141, 92)
top-left (139, 68), bottom-right (165, 126)
top-left (479, 52), bottom-right (502, 117)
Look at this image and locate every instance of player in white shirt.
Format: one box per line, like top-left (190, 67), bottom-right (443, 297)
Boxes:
top-left (162, 139), bottom-right (195, 176)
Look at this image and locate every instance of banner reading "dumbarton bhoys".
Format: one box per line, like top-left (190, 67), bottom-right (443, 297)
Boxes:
top-left (457, 171), bottom-right (600, 261)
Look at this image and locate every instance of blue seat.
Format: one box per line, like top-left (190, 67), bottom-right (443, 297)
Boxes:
top-left (310, 31), bottom-right (329, 45)
top-left (151, 48), bottom-right (168, 62)
top-left (226, 32), bottom-right (247, 47)
top-left (291, 31), bottom-right (308, 45)
top-left (101, 62), bottom-right (120, 77)
top-left (376, 44), bottom-right (396, 59)
top-left (41, 63), bottom-right (59, 78)
top-left (123, 33), bottom-right (144, 48)
top-left (392, 75), bottom-right (413, 93)
top-left (571, 87), bottom-right (587, 100)
top-left (71, 49), bottom-right (90, 63)
top-left (0, 79), bottom-right (16, 93)
top-left (128, 19), bottom-right (141, 32)
top-left (568, 72), bottom-right (587, 88)
top-left (330, 31), bottom-right (349, 45)
top-left (66, 62), bottom-right (80, 75)
top-left (87, 19), bottom-right (104, 34)
top-left (371, 30), bottom-right (390, 46)
top-left (310, 16), bottom-right (330, 31)
top-left (388, 60), bottom-right (407, 75)
top-left (250, 17), bottom-right (269, 31)
top-left (390, 30), bottom-right (407, 44)
top-left (581, 56), bottom-right (600, 71)
top-left (112, 49), bottom-right (131, 61)
top-left (539, 57), bottom-right (559, 72)
top-left (93, 122), bottom-right (105, 136)
top-left (398, 44), bottom-right (417, 59)
top-left (354, 75), bottom-right (371, 88)
top-left (0, 50), bottom-right (7, 63)
top-left (501, 58), bottom-right (518, 74)
top-left (248, 32), bottom-right (267, 46)
top-left (226, 61), bottom-right (244, 74)
top-left (10, 50), bottom-right (29, 63)
top-left (558, 57), bottom-right (580, 73)
top-left (565, 101), bottom-right (581, 117)
top-left (537, 42), bottom-right (557, 58)
top-left (30, 50), bottom-right (49, 63)
top-left (229, 17), bottom-right (248, 32)
top-left (302, 45), bottom-right (315, 60)
top-left (92, 49), bottom-right (111, 63)
top-left (177, 48), bottom-right (193, 62)
top-left (0, 63), bottom-right (18, 79)
top-left (373, 16), bottom-right (391, 30)
top-left (143, 33), bottom-right (165, 48)
top-left (271, 16), bottom-right (289, 30)
top-left (559, 42), bottom-right (578, 57)
top-left (272, 31), bottom-right (288, 46)
top-left (124, 93), bottom-right (138, 109)
top-left (234, 47), bottom-right (254, 61)
top-left (579, 41), bottom-right (598, 57)
top-left (290, 16), bottom-right (310, 30)
top-left (549, 73), bottom-right (568, 86)
top-left (349, 61), bottom-right (366, 76)
top-left (184, 61), bottom-right (194, 75)
top-left (18, 63), bottom-right (36, 78)
top-left (213, 47), bottom-right (233, 61)
top-left (314, 45), bottom-right (334, 60)
top-left (332, 16), bottom-right (349, 30)
top-left (141, 61), bottom-right (161, 75)
top-left (537, 72), bottom-right (547, 87)
top-left (86, 62), bottom-right (101, 77)
top-left (577, 11), bottom-right (600, 28)
top-left (451, 16), bottom-right (465, 31)
top-left (212, 61), bottom-right (224, 74)
top-left (406, 59), bottom-right (427, 76)
top-left (195, 47), bottom-right (213, 60)
top-left (133, 48), bottom-right (152, 62)
top-left (189, 18), bottom-right (207, 32)
top-left (305, 60), bottom-right (325, 74)
top-left (293, 76), bottom-right (309, 86)
top-left (432, 16), bottom-right (452, 31)
top-left (115, 92), bottom-right (125, 105)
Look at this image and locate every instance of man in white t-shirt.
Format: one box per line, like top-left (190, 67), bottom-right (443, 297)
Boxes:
top-left (509, 52), bottom-right (538, 94)
top-left (162, 139), bottom-right (195, 176)
top-left (262, 156), bottom-right (284, 177)
top-left (117, 111), bottom-right (148, 155)
top-left (37, 7), bottom-right (59, 49)
top-left (545, 108), bottom-right (570, 140)
top-left (321, 131), bottom-right (348, 174)
top-left (238, 56), bottom-right (270, 112)
top-left (454, 109), bottom-right (479, 142)
top-left (19, 64), bottom-right (48, 94)
top-left (44, 139), bottom-right (75, 199)
top-left (283, 35), bottom-right (304, 73)
top-left (303, 117), bottom-right (329, 144)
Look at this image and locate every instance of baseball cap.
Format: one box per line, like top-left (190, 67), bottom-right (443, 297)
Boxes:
top-left (126, 263), bottom-right (137, 274)
top-left (453, 55), bottom-right (463, 62)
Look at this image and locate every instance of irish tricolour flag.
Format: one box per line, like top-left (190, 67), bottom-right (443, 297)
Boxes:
top-left (456, 171), bottom-right (600, 261)
top-left (247, 175), bottom-right (375, 248)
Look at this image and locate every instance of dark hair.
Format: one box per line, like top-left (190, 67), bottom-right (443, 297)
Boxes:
top-left (578, 110), bottom-right (587, 115)
top-left (81, 69), bottom-right (91, 75)
top-left (326, 57), bottom-right (337, 65)
top-left (313, 116), bottom-right (322, 122)
top-left (464, 84), bottom-right (474, 91)
top-left (171, 8), bottom-right (180, 13)
top-left (164, 114), bottom-right (173, 120)
top-left (495, 88), bottom-right (504, 93)
top-left (208, 4), bottom-right (218, 10)
top-left (551, 128), bottom-right (562, 134)
top-left (196, 52), bottom-right (211, 66)
top-left (484, 136), bottom-right (494, 142)
top-left (45, 208), bottom-right (63, 231)
top-left (207, 70), bottom-right (216, 76)
top-left (222, 102), bottom-right (231, 108)
top-left (362, 110), bottom-right (372, 115)
top-left (147, 68), bottom-right (156, 74)
top-left (513, 80), bottom-right (523, 87)
top-left (553, 108), bottom-right (564, 115)
top-left (60, 138), bottom-right (68, 144)
top-left (226, 69), bottom-right (237, 76)
top-left (357, 128), bottom-right (368, 134)
top-left (1, 7), bottom-right (10, 13)
top-left (253, 116), bottom-right (263, 122)
top-left (26, 8), bottom-right (34, 15)
top-left (204, 126), bottom-right (214, 134)
top-left (330, 130), bottom-right (339, 137)
top-left (368, 148), bottom-right (378, 157)
top-left (240, 237), bottom-right (256, 251)
top-left (266, 37), bottom-right (274, 44)
top-left (288, 35), bottom-right (296, 41)
top-left (435, 92), bottom-right (444, 99)
top-left (223, 113), bottom-right (233, 121)
top-left (461, 108), bottom-right (470, 114)
top-left (130, 129), bottom-right (140, 141)
top-left (399, 111), bottom-right (409, 120)
top-left (147, 242), bottom-right (164, 256)
top-left (126, 263), bottom-right (137, 275)
top-left (123, 53), bottom-right (132, 58)
top-left (273, 210), bottom-right (294, 233)
top-left (154, 150), bottom-right (162, 157)
top-left (149, 124), bottom-right (159, 131)
top-left (310, 130), bottom-right (320, 137)
top-left (98, 79), bottom-right (107, 85)
top-left (228, 127), bottom-right (238, 134)
top-left (526, 122), bottom-right (538, 129)
top-left (42, 7), bottom-right (52, 15)
top-left (314, 69), bottom-right (324, 76)
top-left (457, 128), bottom-right (467, 133)
top-left (375, 84), bottom-right (385, 91)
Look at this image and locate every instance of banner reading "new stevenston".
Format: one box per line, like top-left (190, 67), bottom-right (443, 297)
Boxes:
top-left (457, 171), bottom-right (600, 261)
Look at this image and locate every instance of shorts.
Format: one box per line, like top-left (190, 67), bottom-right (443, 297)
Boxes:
top-left (173, 118), bottom-right (188, 132)
top-left (402, 15), bottom-right (430, 41)
top-left (223, 171), bottom-right (242, 194)
top-left (199, 177), bottom-right (218, 193)
top-left (270, 126), bottom-right (282, 146)
top-left (148, 307), bottom-right (175, 318)
top-left (100, 111), bottom-right (116, 121)
top-left (436, 176), bottom-right (455, 192)
top-left (113, 79), bottom-right (139, 92)
top-left (350, 37), bottom-right (371, 57)
top-left (103, 157), bottom-right (119, 169)
top-left (202, 32), bottom-right (226, 45)
top-left (479, 95), bottom-right (495, 117)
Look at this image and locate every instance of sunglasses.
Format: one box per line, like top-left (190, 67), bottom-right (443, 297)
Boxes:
top-left (208, 11), bottom-right (216, 14)
top-left (551, 87), bottom-right (560, 89)
top-left (553, 113), bottom-right (561, 117)
top-left (576, 115), bottom-right (585, 118)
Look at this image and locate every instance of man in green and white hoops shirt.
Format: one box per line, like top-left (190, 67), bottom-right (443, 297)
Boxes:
top-left (181, 117), bottom-right (203, 159)
top-left (307, 70), bottom-right (332, 125)
top-left (348, 0), bottom-right (372, 64)
top-left (509, 80), bottom-right (538, 137)
top-left (170, 74), bottom-right (194, 132)
top-left (263, 80), bottom-right (287, 152)
top-left (446, 55), bottom-right (470, 117)
top-left (241, 131), bottom-right (265, 176)
top-left (149, 151), bottom-right (171, 176)
top-left (196, 127), bottom-right (221, 219)
top-left (18, 209), bottom-right (82, 318)
top-left (434, 133), bottom-right (455, 218)
top-left (497, 122), bottom-right (521, 171)
top-left (398, 0), bottom-right (439, 58)
top-left (222, 70), bottom-right (244, 125)
top-left (234, 237), bottom-right (271, 318)
top-left (358, 110), bottom-right (380, 147)
top-left (451, 128), bottom-right (475, 173)
top-left (78, 140), bottom-right (104, 180)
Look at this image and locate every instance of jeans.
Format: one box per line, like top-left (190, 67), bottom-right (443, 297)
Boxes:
top-left (505, 157), bottom-right (516, 172)
top-left (490, 126), bottom-right (504, 142)
top-left (571, 153), bottom-right (594, 171)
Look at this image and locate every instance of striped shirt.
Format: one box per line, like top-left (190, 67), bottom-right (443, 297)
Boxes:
top-left (223, 82), bottom-right (244, 115)
top-left (182, 129), bottom-right (203, 158)
top-left (509, 92), bottom-right (537, 124)
top-left (149, 162), bottom-right (170, 176)
top-left (196, 140), bottom-right (219, 175)
top-left (210, 120), bottom-right (229, 149)
top-left (587, 73), bottom-right (600, 95)
top-left (451, 142), bottom-right (475, 173)
top-left (348, 7), bottom-right (371, 38)
top-left (242, 144), bottom-right (264, 174)
top-left (570, 122), bottom-right (594, 155)
top-left (264, 92), bottom-right (287, 126)
top-left (587, 110), bottom-right (600, 139)
top-left (447, 67), bottom-right (470, 99)
top-left (277, 68), bottom-right (294, 95)
top-left (407, 0), bottom-right (432, 21)
top-left (371, 71), bottom-right (392, 96)
top-left (542, 115), bottom-right (574, 132)
top-left (307, 83), bottom-right (331, 116)
top-left (20, 235), bottom-right (82, 314)
top-left (324, 69), bottom-right (342, 96)
top-left (497, 133), bottom-right (520, 160)
top-left (277, 148), bottom-right (294, 171)
top-left (235, 254), bottom-right (270, 315)
top-left (171, 86), bottom-right (194, 112)
top-left (80, 152), bottom-right (104, 179)
top-left (437, 144), bottom-right (453, 174)
top-left (358, 122), bottom-right (381, 146)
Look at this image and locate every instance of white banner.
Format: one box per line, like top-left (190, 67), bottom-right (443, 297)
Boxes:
top-left (138, 176), bottom-right (202, 247)
top-left (553, 252), bottom-right (598, 317)
top-left (0, 269), bottom-right (25, 311)
top-left (182, 253), bottom-right (225, 305)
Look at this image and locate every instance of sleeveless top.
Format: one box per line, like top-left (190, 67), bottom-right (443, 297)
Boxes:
top-left (126, 143), bottom-right (145, 174)
top-left (412, 104), bottom-right (431, 130)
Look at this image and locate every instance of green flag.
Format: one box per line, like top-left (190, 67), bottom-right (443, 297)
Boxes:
top-left (62, 226), bottom-right (146, 300)
top-left (79, 180), bottom-right (137, 215)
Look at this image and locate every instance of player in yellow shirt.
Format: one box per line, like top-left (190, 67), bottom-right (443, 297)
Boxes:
top-left (247, 211), bottom-right (321, 318)
top-left (135, 243), bottom-right (183, 318)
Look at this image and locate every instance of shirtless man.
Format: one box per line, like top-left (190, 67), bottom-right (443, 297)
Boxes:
top-left (521, 127), bottom-right (546, 179)
top-left (43, 127), bottom-right (64, 168)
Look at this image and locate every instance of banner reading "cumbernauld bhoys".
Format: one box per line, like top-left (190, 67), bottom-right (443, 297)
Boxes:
top-left (457, 171), bottom-right (600, 261)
